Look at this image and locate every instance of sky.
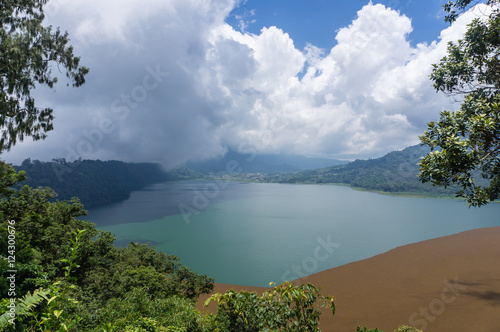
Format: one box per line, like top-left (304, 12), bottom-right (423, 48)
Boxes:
top-left (2, 0), bottom-right (489, 167)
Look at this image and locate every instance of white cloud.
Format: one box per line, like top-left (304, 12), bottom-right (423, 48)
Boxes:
top-left (202, 3), bottom-right (474, 158)
top-left (2, 1), bottom-right (481, 166)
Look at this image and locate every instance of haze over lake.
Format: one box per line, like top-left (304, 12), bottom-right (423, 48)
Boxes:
top-left (86, 180), bottom-right (500, 287)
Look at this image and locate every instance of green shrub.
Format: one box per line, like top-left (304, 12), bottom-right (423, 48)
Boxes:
top-left (94, 288), bottom-right (206, 332)
top-left (207, 282), bottom-right (335, 331)
top-left (357, 327), bottom-right (383, 332)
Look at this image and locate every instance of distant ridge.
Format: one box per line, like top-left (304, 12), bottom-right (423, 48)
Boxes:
top-left (265, 145), bottom-right (457, 196)
top-left (184, 149), bottom-right (347, 174)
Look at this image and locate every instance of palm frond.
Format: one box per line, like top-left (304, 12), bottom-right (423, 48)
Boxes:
top-left (0, 288), bottom-right (51, 328)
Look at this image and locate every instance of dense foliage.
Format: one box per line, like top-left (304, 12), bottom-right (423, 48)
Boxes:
top-left (0, 0), bottom-right (89, 153)
top-left (0, 160), bottom-right (214, 331)
top-left (205, 282), bottom-right (335, 332)
top-left (266, 145), bottom-right (457, 197)
top-left (419, 0), bottom-right (500, 206)
top-left (13, 159), bottom-right (199, 207)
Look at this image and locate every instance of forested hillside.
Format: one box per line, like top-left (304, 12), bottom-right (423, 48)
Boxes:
top-left (265, 145), bottom-right (458, 196)
top-left (0, 161), bottom-right (216, 331)
top-left (13, 159), bottom-right (199, 207)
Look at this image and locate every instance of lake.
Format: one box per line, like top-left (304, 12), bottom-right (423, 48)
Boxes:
top-left (86, 180), bottom-right (500, 287)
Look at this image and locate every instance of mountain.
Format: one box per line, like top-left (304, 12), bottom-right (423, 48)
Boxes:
top-left (184, 149), bottom-right (347, 174)
top-left (14, 159), bottom-right (199, 207)
top-left (12, 145), bottom-right (459, 208)
top-left (265, 145), bottom-right (458, 196)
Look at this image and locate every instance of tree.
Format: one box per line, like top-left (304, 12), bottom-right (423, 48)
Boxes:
top-left (0, 0), bottom-right (88, 153)
top-left (419, 0), bottom-right (500, 206)
top-left (205, 282), bottom-right (336, 332)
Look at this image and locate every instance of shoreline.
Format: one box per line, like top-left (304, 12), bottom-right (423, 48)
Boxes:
top-left (209, 176), bottom-right (462, 200)
top-left (197, 226), bottom-right (500, 331)
top-left (209, 177), bottom-right (499, 204)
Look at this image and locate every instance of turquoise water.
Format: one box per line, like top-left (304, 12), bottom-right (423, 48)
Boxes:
top-left (86, 180), bottom-right (500, 287)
